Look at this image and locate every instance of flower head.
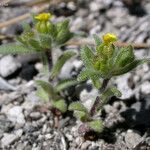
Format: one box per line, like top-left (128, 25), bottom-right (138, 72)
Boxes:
top-left (103, 33), bottom-right (117, 44)
top-left (35, 13), bottom-right (52, 21)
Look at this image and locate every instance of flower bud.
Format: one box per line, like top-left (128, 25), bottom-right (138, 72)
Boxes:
top-left (35, 13), bottom-right (53, 34)
top-left (103, 33), bottom-right (117, 44)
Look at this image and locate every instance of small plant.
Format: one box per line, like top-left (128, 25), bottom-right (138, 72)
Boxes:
top-left (69, 33), bottom-right (150, 139)
top-left (0, 13), bottom-right (77, 121)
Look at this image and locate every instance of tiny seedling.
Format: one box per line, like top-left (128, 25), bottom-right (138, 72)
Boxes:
top-left (69, 33), bottom-right (150, 139)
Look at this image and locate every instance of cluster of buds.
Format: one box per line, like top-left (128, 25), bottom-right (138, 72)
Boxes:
top-left (91, 33), bottom-right (136, 78)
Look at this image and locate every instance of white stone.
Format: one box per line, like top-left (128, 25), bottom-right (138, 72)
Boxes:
top-left (114, 73), bottom-right (133, 99)
top-left (1, 133), bottom-right (19, 147)
top-left (0, 55), bottom-right (21, 77)
top-left (7, 106), bottom-right (25, 125)
top-left (141, 81), bottom-right (150, 95)
top-left (125, 130), bottom-right (141, 149)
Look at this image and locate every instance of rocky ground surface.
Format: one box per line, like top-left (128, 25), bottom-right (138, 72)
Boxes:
top-left (0, 0), bottom-right (150, 149)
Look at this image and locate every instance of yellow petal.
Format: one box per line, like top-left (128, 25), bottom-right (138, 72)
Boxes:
top-left (35, 13), bottom-right (52, 21)
top-left (103, 33), bottom-right (118, 44)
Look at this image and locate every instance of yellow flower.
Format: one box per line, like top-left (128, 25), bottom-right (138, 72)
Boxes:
top-left (35, 13), bottom-right (52, 21)
top-left (103, 33), bottom-right (117, 44)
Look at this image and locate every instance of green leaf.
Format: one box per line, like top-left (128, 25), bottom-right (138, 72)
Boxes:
top-left (50, 51), bottom-right (76, 79)
top-left (0, 43), bottom-right (35, 54)
top-left (114, 46), bottom-right (135, 67)
top-left (81, 46), bottom-right (94, 69)
top-left (36, 80), bottom-right (58, 100)
top-left (56, 30), bottom-right (74, 45)
top-left (93, 34), bottom-right (102, 46)
top-left (21, 22), bottom-right (31, 32)
top-left (88, 120), bottom-right (103, 133)
top-left (112, 58), bottom-right (150, 76)
top-left (36, 87), bottom-right (49, 101)
top-left (111, 87), bottom-right (122, 97)
top-left (77, 69), bottom-right (103, 82)
top-left (74, 111), bottom-right (90, 122)
top-left (52, 99), bottom-right (67, 113)
top-left (69, 102), bottom-right (88, 113)
top-left (56, 19), bottom-right (70, 32)
top-left (91, 78), bottom-right (102, 89)
top-left (38, 33), bottom-right (52, 49)
top-left (55, 79), bottom-right (78, 92)
top-left (100, 87), bottom-right (122, 106)
top-left (28, 39), bottom-right (42, 51)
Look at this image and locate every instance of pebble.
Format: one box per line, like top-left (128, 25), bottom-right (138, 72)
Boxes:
top-left (7, 106), bottom-right (25, 125)
top-left (125, 130), bottom-right (142, 149)
top-left (0, 55), bottom-right (21, 77)
top-left (141, 81), bottom-right (150, 95)
top-left (1, 133), bottom-right (20, 148)
top-left (29, 112), bottom-right (41, 120)
top-left (114, 73), bottom-right (133, 99)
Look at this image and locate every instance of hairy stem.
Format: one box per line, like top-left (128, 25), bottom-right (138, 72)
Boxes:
top-left (45, 50), bottom-right (52, 72)
top-left (90, 78), bottom-right (110, 116)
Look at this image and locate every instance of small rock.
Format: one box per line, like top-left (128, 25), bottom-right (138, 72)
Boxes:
top-left (1, 133), bottom-right (20, 148)
top-left (29, 112), bottom-right (41, 120)
top-left (7, 106), bottom-right (25, 125)
top-left (80, 88), bottom-right (98, 111)
top-left (0, 77), bottom-right (17, 91)
top-left (81, 141), bottom-right (91, 149)
top-left (0, 55), bottom-right (21, 77)
top-left (114, 73), bottom-right (133, 99)
top-left (125, 130), bottom-right (142, 149)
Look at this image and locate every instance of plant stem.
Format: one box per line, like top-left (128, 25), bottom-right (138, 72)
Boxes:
top-left (45, 50), bottom-right (52, 72)
top-left (90, 78), bottom-right (110, 116)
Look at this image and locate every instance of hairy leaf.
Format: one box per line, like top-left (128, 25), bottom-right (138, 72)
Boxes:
top-left (111, 87), bottom-right (122, 97)
top-left (36, 87), bottom-right (49, 101)
top-left (38, 33), bottom-right (52, 49)
top-left (21, 22), bottom-right (31, 32)
top-left (50, 51), bottom-right (76, 79)
top-left (36, 80), bottom-right (58, 100)
top-left (52, 99), bottom-right (67, 113)
top-left (77, 69), bottom-right (103, 82)
top-left (114, 46), bottom-right (135, 67)
top-left (0, 43), bottom-right (34, 54)
top-left (81, 46), bottom-right (94, 68)
top-left (69, 102), bottom-right (88, 113)
top-left (28, 39), bottom-right (42, 51)
top-left (74, 111), bottom-right (90, 122)
top-left (112, 58), bottom-right (150, 76)
top-left (93, 34), bottom-right (102, 46)
top-left (55, 79), bottom-right (78, 92)
top-left (88, 120), bottom-right (103, 133)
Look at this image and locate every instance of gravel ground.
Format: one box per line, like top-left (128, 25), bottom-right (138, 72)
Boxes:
top-left (0, 0), bottom-right (150, 149)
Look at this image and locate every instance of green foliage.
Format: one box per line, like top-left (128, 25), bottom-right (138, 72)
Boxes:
top-left (36, 80), bottom-right (69, 113)
top-left (81, 46), bottom-right (94, 69)
top-left (52, 99), bottom-right (67, 113)
top-left (36, 80), bottom-right (58, 100)
top-left (69, 102), bottom-right (88, 113)
top-left (0, 43), bottom-right (35, 54)
top-left (93, 34), bottom-right (102, 46)
top-left (112, 58), bottom-right (150, 76)
top-left (55, 79), bottom-right (79, 92)
top-left (74, 111), bottom-right (90, 122)
top-left (50, 51), bottom-right (76, 79)
top-left (78, 36), bottom-right (150, 83)
top-left (36, 87), bottom-right (49, 101)
top-left (88, 120), bottom-right (103, 133)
